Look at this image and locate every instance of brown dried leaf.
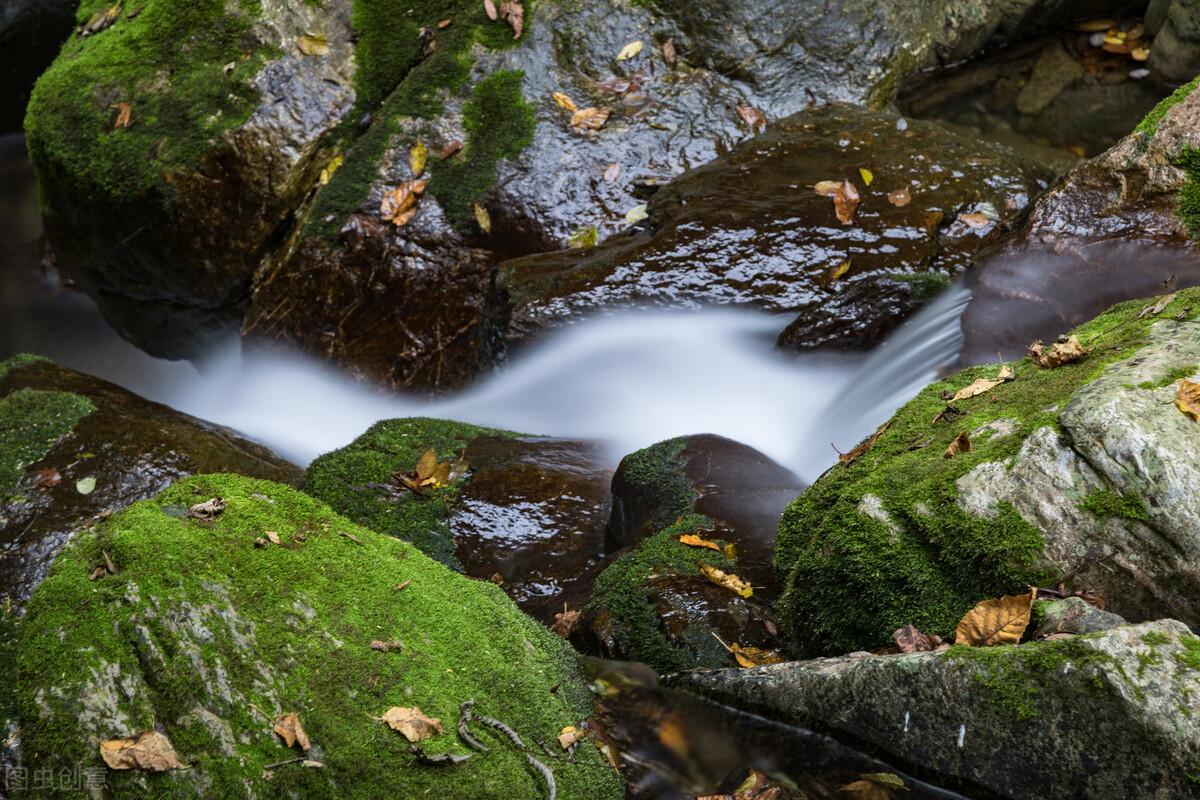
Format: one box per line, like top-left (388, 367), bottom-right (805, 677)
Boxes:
top-left (439, 139), bottom-right (464, 160)
top-left (951, 377), bottom-right (1003, 402)
top-left (31, 468), bottom-right (62, 488)
top-left (414, 448), bottom-right (438, 481)
top-left (700, 564), bottom-right (752, 598)
top-left (662, 38), bottom-right (677, 66)
top-left (558, 725), bottom-right (586, 749)
top-left (379, 179), bottom-right (427, 226)
top-left (264, 530), bottom-right (281, 545)
top-left (551, 91), bottom-right (578, 112)
top-left (187, 497), bottom-right (227, 520)
top-left (112, 102), bottom-right (133, 129)
top-left (1028, 335), bottom-right (1087, 368)
top-left (887, 187), bottom-right (912, 207)
top-left (735, 104), bottom-right (766, 132)
top-left (483, 0), bottom-right (498, 20)
top-left (438, 18), bottom-right (452, 29)
top-left (499, 0), bottom-right (523, 38)
top-left (273, 712), bottom-right (312, 751)
top-left (943, 431), bottom-right (971, 459)
top-left (100, 731), bottom-right (185, 771)
top-left (381, 706), bottom-right (444, 742)
top-left (1138, 292), bottom-right (1177, 319)
top-left (954, 588), bottom-right (1036, 646)
top-left (841, 772), bottom-right (907, 799)
top-left (551, 607), bottom-right (581, 638)
top-left (603, 162), bottom-right (620, 183)
top-left (959, 211), bottom-right (991, 228)
top-left (678, 533), bottom-right (722, 553)
top-left (892, 624), bottom-right (942, 653)
top-left (1175, 379), bottom-right (1200, 422)
top-left (813, 180), bottom-right (842, 197)
top-left (370, 640), bottom-right (404, 652)
top-left (839, 420), bottom-right (892, 465)
top-left (570, 107), bottom-right (610, 133)
top-left (834, 179), bottom-right (860, 225)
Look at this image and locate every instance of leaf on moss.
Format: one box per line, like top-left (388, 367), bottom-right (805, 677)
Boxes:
top-left (841, 772), bottom-right (908, 799)
top-left (834, 179), bottom-right (861, 225)
top-left (319, 154), bottom-right (344, 185)
top-left (735, 104), bottom-right (766, 133)
top-left (381, 706), bottom-right (444, 742)
top-left (1137, 292), bottom-right (1177, 319)
top-left (264, 530), bottom-right (281, 545)
top-left (558, 725), bottom-right (587, 749)
top-left (499, 1), bottom-right (523, 38)
top-left (551, 606), bottom-right (581, 638)
top-left (273, 712), bottom-right (312, 751)
top-left (700, 564), bottom-right (753, 598)
top-left (1028, 335), bottom-right (1087, 368)
top-left (839, 420), bottom-right (892, 465)
top-left (380, 179), bottom-right (427, 227)
top-left (440, 140), bottom-right (464, 160)
top-left (951, 364), bottom-right (1014, 401)
top-left (187, 497), bottom-right (226, 519)
top-left (438, 18), bottom-right (452, 29)
top-left (552, 92), bottom-right (578, 112)
top-left (81, 3), bottom-right (121, 37)
top-left (473, 203), bottom-right (492, 234)
top-left (954, 588), bottom-right (1036, 646)
top-left (410, 141), bottom-right (429, 177)
top-left (297, 32), bottom-right (330, 56)
top-left (370, 639), bottom-right (404, 652)
top-left (1175, 379), bottom-right (1200, 421)
top-left (892, 624), bottom-right (942, 653)
top-left (111, 102), bottom-right (133, 130)
top-left (100, 731), bottom-right (185, 771)
top-left (942, 431), bottom-right (971, 459)
top-left (616, 40), bottom-right (644, 61)
top-left (678, 533), bottom-right (723, 552)
top-left (887, 187), bottom-right (912, 207)
top-left (570, 107), bottom-right (610, 134)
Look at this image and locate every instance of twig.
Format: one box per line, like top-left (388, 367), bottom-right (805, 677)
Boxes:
top-left (409, 744), bottom-right (471, 766)
top-left (457, 701), bottom-right (489, 752)
top-left (526, 753), bottom-right (557, 800)
top-left (339, 530), bottom-right (363, 546)
top-left (263, 757), bottom-right (305, 770)
top-left (474, 714), bottom-right (524, 748)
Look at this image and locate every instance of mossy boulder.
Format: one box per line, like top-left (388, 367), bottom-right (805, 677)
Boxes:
top-left (303, 418), bottom-right (613, 624)
top-left (775, 289), bottom-right (1200, 656)
top-left (14, 473), bottom-right (623, 799)
top-left (675, 619), bottom-right (1200, 800)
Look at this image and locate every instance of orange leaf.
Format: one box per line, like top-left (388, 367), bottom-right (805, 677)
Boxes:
top-left (678, 533), bottom-right (722, 553)
top-left (954, 588), bottom-right (1036, 646)
top-left (700, 563), bottom-right (752, 598)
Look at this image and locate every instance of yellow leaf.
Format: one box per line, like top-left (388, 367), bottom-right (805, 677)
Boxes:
top-left (859, 167), bottom-right (874, 186)
top-left (410, 140), bottom-right (429, 176)
top-left (951, 378), bottom-right (1003, 402)
top-left (813, 180), bottom-right (842, 196)
top-left (722, 542), bottom-right (736, 560)
top-left (319, 154), bottom-right (344, 185)
top-left (379, 179), bottom-right (427, 226)
top-left (625, 203), bottom-right (649, 224)
top-left (570, 106), bottom-right (610, 133)
top-left (827, 260), bottom-right (850, 283)
top-left (273, 712), bottom-right (312, 751)
top-left (700, 563), bottom-right (752, 598)
top-left (552, 92), bottom-right (577, 112)
top-left (1176, 379), bottom-right (1200, 422)
top-left (678, 533), bottom-right (721, 552)
top-left (616, 40), bottom-right (644, 61)
top-left (297, 32), bottom-right (330, 56)
top-left (558, 726), bottom-right (586, 749)
top-left (841, 772), bottom-right (908, 799)
top-left (714, 635), bottom-right (785, 668)
top-left (414, 448), bottom-right (438, 481)
top-left (954, 588), bottom-right (1036, 646)
top-left (380, 706), bottom-right (443, 742)
top-left (474, 203), bottom-right (492, 234)
top-left (1028, 335), bottom-right (1087, 368)
top-left (100, 731), bottom-right (185, 772)
top-left (942, 431), bottom-right (971, 459)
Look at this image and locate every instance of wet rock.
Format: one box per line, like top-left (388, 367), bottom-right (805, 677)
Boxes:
top-left (302, 418), bottom-right (612, 624)
top-left (675, 619), bottom-right (1200, 800)
top-left (500, 104), bottom-right (1051, 355)
top-left (1033, 597), bottom-right (1127, 638)
top-left (775, 289), bottom-right (1200, 656)
top-left (13, 474), bottom-right (622, 799)
top-left (961, 80), bottom-right (1200, 363)
top-left (1147, 0), bottom-right (1200, 82)
top-left (0, 0), bottom-right (75, 132)
top-left (0, 355), bottom-right (300, 612)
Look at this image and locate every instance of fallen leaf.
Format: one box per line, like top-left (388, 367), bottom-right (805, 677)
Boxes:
top-left (473, 203), bottom-right (492, 233)
top-left (662, 38), bottom-right (677, 66)
top-left (31, 468), bottom-right (62, 488)
top-left (954, 587), bottom-right (1036, 646)
top-left (498, 0), bottom-right (523, 38)
top-left (678, 533), bottom-right (723, 553)
top-left (813, 180), bottom-right (843, 196)
top-left (100, 731), bottom-right (185, 771)
top-left (379, 179), bottom-right (427, 227)
top-left (1131, 45), bottom-right (1150, 61)
top-left (76, 476), bottom-right (96, 495)
top-left (859, 167), bottom-right (874, 186)
top-left (834, 179), bottom-right (860, 225)
top-left (393, 580), bottom-right (412, 591)
top-left (558, 725), bottom-right (586, 749)
top-left (603, 162), bottom-right (620, 183)
top-left (887, 187), bottom-right (912, 207)
top-left (714, 635), bottom-right (785, 668)
top-left (319, 154), bottom-right (344, 185)
top-left (959, 211), bottom-right (991, 229)
top-left (700, 564), bottom-right (753, 598)
top-left (1175, 379), bottom-right (1200, 422)
top-left (551, 91), bottom-right (578, 112)
top-left (839, 420), bottom-right (892, 465)
top-left (1028, 335), bottom-right (1087, 368)
top-left (950, 363), bottom-right (1014, 401)
top-left (1138, 293), bottom-right (1176, 319)
top-left (616, 40), bottom-right (644, 61)
top-left (942, 431), bottom-right (971, 459)
top-left (81, 3), bottom-right (121, 36)
top-left (841, 772), bottom-right (908, 799)
top-left (722, 542), bottom-right (736, 560)
top-left (297, 32), bottom-right (329, 56)
top-left (438, 18), bottom-right (452, 29)
top-left (567, 226), bottom-right (598, 249)
top-left (551, 606), bottom-right (581, 638)
top-left (483, 0), bottom-right (498, 20)
top-left (892, 624), bottom-right (942, 653)
top-left (625, 203), bottom-right (649, 224)
top-left (570, 106), bottom-right (610, 133)
top-left (273, 712), bottom-right (312, 751)
top-left (381, 707), bottom-right (443, 742)
top-left (264, 530), bottom-right (281, 545)
top-left (440, 140), bottom-right (464, 159)
top-left (415, 448), bottom-right (437, 481)
top-left (410, 141), bottom-right (429, 176)
top-left (370, 639), bottom-right (404, 652)
top-left (735, 104), bottom-right (766, 132)
top-left (112, 102), bottom-right (133, 129)
top-left (1074, 18), bottom-right (1116, 32)
top-left (187, 497), bottom-right (226, 519)
top-left (826, 260), bottom-right (850, 283)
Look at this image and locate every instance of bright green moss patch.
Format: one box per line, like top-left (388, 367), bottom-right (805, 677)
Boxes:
top-left (18, 474), bottom-right (622, 799)
top-left (1136, 76), bottom-right (1199, 135)
top-left (0, 388), bottom-right (94, 495)
top-left (615, 437), bottom-right (696, 534)
top-left (1177, 148), bottom-right (1200, 239)
top-left (1177, 635), bottom-right (1200, 671)
top-left (776, 288), bottom-right (1200, 656)
top-left (1079, 490), bottom-right (1150, 523)
top-left (25, 0), bottom-right (268, 200)
top-left (888, 270), bottom-right (953, 305)
top-left (302, 417), bottom-right (517, 566)
top-left (588, 513), bottom-right (737, 673)
top-left (0, 353), bottom-right (49, 381)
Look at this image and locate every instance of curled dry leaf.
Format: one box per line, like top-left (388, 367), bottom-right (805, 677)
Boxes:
top-left (410, 141), bottom-right (429, 176)
top-left (662, 38), bottom-right (677, 66)
top-left (438, 18), bottom-right (452, 29)
top-left (841, 772), bottom-right (907, 799)
top-left (1175, 379), bottom-right (1200, 422)
top-left (1028, 335), bottom-right (1087, 368)
top-left (942, 431), bottom-right (971, 459)
top-left (551, 91), bottom-right (578, 112)
top-left (954, 587), bottom-right (1037, 646)
top-left (735, 104), bottom-right (767, 132)
top-left (959, 211), bottom-right (991, 229)
top-left (498, 0), bottom-right (523, 38)
top-left (892, 624), bottom-right (942, 653)
top-left (1137, 292), bottom-right (1177, 319)
top-left (887, 187), bottom-right (912, 207)
top-left (380, 179), bottom-right (427, 227)
top-left (370, 639), bottom-right (404, 652)
top-left (483, 0), bottom-right (497, 20)
top-left (551, 606), bottom-right (581, 638)
top-left (678, 533), bottom-right (722, 553)
top-left (381, 706), bottom-right (444, 742)
top-left (603, 162), bottom-right (620, 183)
top-left (81, 3), bottom-right (121, 36)
top-left (112, 102), bottom-right (133, 129)
top-left (100, 731), bottom-right (185, 772)
top-left (440, 139), bottom-right (464, 160)
top-left (813, 180), bottom-right (842, 197)
top-left (558, 725), bottom-right (587, 749)
top-left (188, 497), bottom-right (227, 520)
top-left (699, 564), bottom-right (752, 598)
top-left (833, 179), bottom-right (860, 225)
top-left (273, 712), bottom-right (312, 751)
top-left (839, 420), bottom-right (891, 465)
top-left (264, 530), bottom-right (281, 545)
top-left (473, 203), bottom-right (492, 233)
top-left (616, 40), bottom-right (644, 61)
top-left (570, 106), bottom-right (610, 133)
top-left (31, 468), bottom-right (62, 488)
top-left (297, 32), bottom-right (330, 56)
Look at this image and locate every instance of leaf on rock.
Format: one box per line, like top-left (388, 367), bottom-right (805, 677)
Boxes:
top-left (410, 141), bottom-right (429, 177)
top-left (954, 588), bottom-right (1036, 646)
top-left (474, 203), bottom-right (492, 233)
top-left (714, 635), bottom-right (784, 668)
top-left (813, 180), bottom-right (842, 197)
top-left (942, 431), bottom-right (971, 459)
top-left (841, 772), bottom-right (908, 799)
top-left (616, 40), bottom-right (644, 61)
top-left (735, 104), bottom-right (767, 132)
top-left (483, 0), bottom-right (498, 20)
top-left (319, 154), bottom-right (344, 185)
top-left (1175, 379), bottom-right (1200, 422)
top-left (31, 468), bottom-right (62, 488)
top-left (887, 187), bottom-right (912, 207)
top-left (603, 162), bottom-right (620, 182)
top-left (380, 179), bottom-right (427, 227)
top-left (570, 107), bottom-right (610, 133)
top-left (558, 725), bottom-right (587, 749)
top-left (892, 624), bottom-right (942, 653)
top-left (662, 38), bottom-right (677, 66)
top-left (826, 260), bottom-right (850, 284)
top-left (381, 706), bottom-right (444, 742)
top-left (100, 731), bottom-right (185, 772)
top-left (834, 179), bottom-right (861, 225)
top-left (839, 420), bottom-right (891, 465)
top-left (859, 167), bottom-right (874, 186)
top-left (552, 92), bottom-right (578, 112)
top-left (551, 606), bottom-right (581, 638)
top-left (700, 564), bottom-right (753, 598)
top-left (625, 203), bottom-right (649, 225)
top-left (1028, 335), bottom-right (1087, 368)
top-left (959, 212), bottom-right (991, 229)
top-left (297, 32), bottom-right (330, 56)
top-left (76, 476), bottom-right (97, 495)
top-left (498, 1), bottom-right (523, 38)
top-left (273, 712), bottom-right (312, 751)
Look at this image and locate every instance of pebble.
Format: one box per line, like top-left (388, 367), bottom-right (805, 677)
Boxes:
top-left (1129, 68), bottom-right (1150, 80)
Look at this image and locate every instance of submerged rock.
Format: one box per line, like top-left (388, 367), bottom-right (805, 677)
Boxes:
top-left (675, 619), bottom-right (1200, 800)
top-left (14, 474), bottom-right (622, 799)
top-left (775, 289), bottom-right (1200, 655)
top-left (0, 354), bottom-right (300, 611)
top-left (500, 104), bottom-right (1050, 354)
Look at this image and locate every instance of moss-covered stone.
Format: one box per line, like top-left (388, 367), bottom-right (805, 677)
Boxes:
top-left (17, 474), bottom-right (623, 799)
top-left (776, 288), bottom-right (1200, 656)
top-left (0, 387), bottom-right (94, 496)
top-left (0, 353), bottom-right (48, 381)
top-left (302, 417), bottom-right (517, 567)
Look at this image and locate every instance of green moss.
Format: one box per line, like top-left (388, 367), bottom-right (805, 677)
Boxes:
top-left (587, 514), bottom-right (737, 673)
top-left (1136, 363), bottom-right (1197, 389)
top-left (615, 437), bottom-right (696, 534)
top-left (302, 417), bottom-right (517, 567)
top-left (18, 474), bottom-right (622, 799)
top-left (1136, 76), bottom-right (1199, 135)
top-left (0, 353), bottom-right (49, 381)
top-left (888, 269), bottom-right (953, 305)
top-left (1177, 148), bottom-right (1200, 239)
top-left (1079, 490), bottom-right (1150, 523)
top-left (776, 288), bottom-right (1200, 656)
top-left (1177, 635), bottom-right (1200, 671)
top-left (0, 388), bottom-right (95, 495)
top-left (25, 0), bottom-right (268, 201)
